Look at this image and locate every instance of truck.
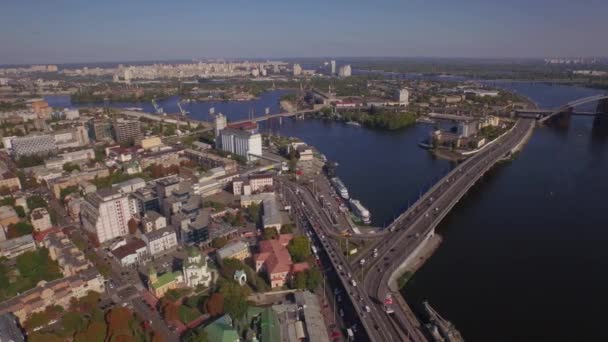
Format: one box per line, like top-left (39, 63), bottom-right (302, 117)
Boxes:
top-left (346, 328), bottom-right (354, 339)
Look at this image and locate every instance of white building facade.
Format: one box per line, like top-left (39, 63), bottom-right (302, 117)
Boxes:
top-left (80, 189), bottom-right (134, 243)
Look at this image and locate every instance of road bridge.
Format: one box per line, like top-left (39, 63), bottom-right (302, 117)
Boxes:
top-left (536, 94), bottom-right (608, 123)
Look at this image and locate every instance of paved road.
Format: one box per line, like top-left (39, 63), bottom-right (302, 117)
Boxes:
top-left (362, 118), bottom-right (535, 341)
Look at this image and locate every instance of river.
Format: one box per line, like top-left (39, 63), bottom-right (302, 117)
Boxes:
top-left (47, 82), bottom-right (608, 341)
top-left (264, 82), bottom-right (608, 341)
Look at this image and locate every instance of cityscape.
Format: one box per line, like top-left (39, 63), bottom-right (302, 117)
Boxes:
top-left (1, 1), bottom-right (608, 342)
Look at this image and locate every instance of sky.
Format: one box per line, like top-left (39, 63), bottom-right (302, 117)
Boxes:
top-left (1, 0), bottom-right (607, 64)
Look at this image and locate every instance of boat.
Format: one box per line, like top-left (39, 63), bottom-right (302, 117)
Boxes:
top-left (349, 199), bottom-right (371, 224)
top-left (346, 121), bottom-right (362, 127)
top-left (331, 177), bottom-right (349, 200)
top-left (418, 141), bottom-right (433, 149)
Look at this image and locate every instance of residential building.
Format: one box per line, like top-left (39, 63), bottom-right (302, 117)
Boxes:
top-left (216, 241), bottom-right (250, 261)
top-left (142, 210), bottom-right (167, 232)
top-left (254, 234), bottom-right (309, 288)
top-left (132, 186), bottom-right (160, 214)
top-left (53, 126), bottom-right (90, 150)
top-left (219, 128), bottom-right (262, 161)
top-left (111, 238), bottom-right (149, 267)
top-left (113, 118), bottom-right (142, 145)
top-left (0, 170), bottom-right (21, 191)
top-left (142, 226), bottom-right (178, 257)
top-left (48, 166), bottom-right (110, 198)
top-left (394, 88), bottom-right (409, 105)
top-left (80, 189), bottom-right (134, 243)
top-left (457, 120), bottom-right (479, 138)
top-left (89, 119), bottom-right (113, 141)
top-left (183, 247), bottom-right (214, 288)
top-left (338, 64), bottom-right (352, 77)
top-left (30, 208), bottom-right (52, 232)
top-left (10, 134), bottom-right (56, 157)
top-left (0, 235), bottom-right (36, 259)
top-left (44, 148), bottom-right (95, 170)
top-left (112, 177), bottom-right (146, 194)
top-left (180, 216), bottom-right (210, 245)
top-left (138, 136), bottom-right (163, 150)
top-left (39, 230), bottom-right (90, 276)
top-left (0, 206), bottom-right (19, 227)
top-left (249, 173), bottom-right (273, 192)
top-left (479, 115), bottom-right (500, 129)
top-left (0, 313), bottom-right (25, 342)
top-left (0, 269), bottom-right (104, 322)
top-left (184, 149), bottom-right (237, 173)
top-left (330, 60), bottom-right (336, 75)
top-left (30, 100), bottom-right (52, 118)
top-left (293, 64), bottom-right (302, 76)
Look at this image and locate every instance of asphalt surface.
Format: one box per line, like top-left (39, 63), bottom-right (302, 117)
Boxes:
top-left (279, 118), bottom-right (535, 342)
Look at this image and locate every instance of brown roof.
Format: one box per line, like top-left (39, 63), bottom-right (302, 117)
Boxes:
top-left (112, 239), bottom-right (147, 260)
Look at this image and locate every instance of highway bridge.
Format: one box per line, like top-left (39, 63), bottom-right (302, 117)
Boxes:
top-left (354, 118), bottom-right (535, 341)
top-left (536, 94), bottom-right (608, 123)
top-left (227, 109), bottom-right (318, 126)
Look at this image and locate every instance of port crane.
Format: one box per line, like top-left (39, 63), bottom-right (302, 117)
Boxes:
top-left (151, 99), bottom-right (164, 115)
top-left (177, 101), bottom-right (189, 116)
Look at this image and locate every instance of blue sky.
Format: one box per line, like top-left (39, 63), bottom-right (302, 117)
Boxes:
top-left (1, 0), bottom-right (607, 64)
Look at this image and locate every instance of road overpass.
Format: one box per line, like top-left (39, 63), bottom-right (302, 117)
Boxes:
top-left (355, 118), bottom-right (535, 341)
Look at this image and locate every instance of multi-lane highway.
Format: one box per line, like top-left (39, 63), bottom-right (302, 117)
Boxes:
top-left (280, 118), bottom-right (535, 341)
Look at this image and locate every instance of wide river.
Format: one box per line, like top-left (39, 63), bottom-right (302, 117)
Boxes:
top-left (48, 82), bottom-right (608, 341)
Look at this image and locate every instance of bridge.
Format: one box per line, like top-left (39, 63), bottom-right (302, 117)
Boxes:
top-left (535, 94), bottom-right (608, 123)
top-left (227, 109), bottom-right (318, 126)
top-left (280, 118), bottom-right (535, 341)
top-left (354, 118), bottom-right (535, 341)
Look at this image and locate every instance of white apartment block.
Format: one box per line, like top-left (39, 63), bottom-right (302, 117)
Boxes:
top-left (30, 207), bottom-right (52, 232)
top-left (219, 128), bottom-right (262, 161)
top-left (80, 189), bottom-right (134, 243)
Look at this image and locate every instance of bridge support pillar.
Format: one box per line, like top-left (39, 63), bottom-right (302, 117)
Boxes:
top-left (598, 98), bottom-right (608, 114)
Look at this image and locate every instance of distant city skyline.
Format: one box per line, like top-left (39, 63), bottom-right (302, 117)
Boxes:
top-left (1, 0), bottom-right (608, 65)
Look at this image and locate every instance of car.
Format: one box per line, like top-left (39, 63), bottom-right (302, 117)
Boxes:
top-left (337, 265), bottom-right (342, 271)
top-left (365, 305), bottom-right (371, 313)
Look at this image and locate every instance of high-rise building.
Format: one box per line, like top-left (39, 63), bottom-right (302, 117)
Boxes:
top-left (293, 64), bottom-right (302, 76)
top-left (219, 128), bottom-right (262, 161)
top-left (394, 88), bottom-right (409, 105)
top-left (338, 65), bottom-right (352, 77)
top-left (10, 134), bottom-right (57, 157)
top-left (80, 189), bottom-right (134, 243)
top-left (215, 113), bottom-right (227, 138)
top-left (331, 60), bottom-right (336, 75)
top-left (113, 118), bottom-right (142, 145)
top-left (89, 119), bottom-right (113, 141)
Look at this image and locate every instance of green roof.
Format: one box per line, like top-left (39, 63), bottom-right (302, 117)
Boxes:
top-left (203, 315), bottom-right (239, 342)
top-left (151, 271), bottom-right (180, 289)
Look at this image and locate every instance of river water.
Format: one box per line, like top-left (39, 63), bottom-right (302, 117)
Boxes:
top-left (47, 82), bottom-right (608, 341)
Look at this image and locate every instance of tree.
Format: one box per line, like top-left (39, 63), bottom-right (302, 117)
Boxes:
top-left (128, 218), bottom-right (139, 235)
top-left (61, 311), bottom-right (86, 335)
top-left (26, 195), bottom-right (47, 211)
top-left (211, 237), bottom-right (228, 249)
top-left (162, 302), bottom-right (179, 322)
top-left (74, 321), bottom-right (106, 342)
top-left (293, 271), bottom-right (307, 290)
top-left (205, 293), bottom-right (224, 317)
top-left (14, 205), bottom-right (25, 218)
top-left (280, 223), bottom-right (294, 234)
top-left (6, 221), bottom-right (33, 238)
top-left (105, 307), bottom-right (133, 338)
top-left (63, 162), bottom-right (81, 173)
top-left (182, 329), bottom-right (209, 342)
top-left (288, 236), bottom-right (311, 262)
top-left (219, 281), bottom-right (250, 320)
top-left (0, 186), bottom-right (10, 196)
top-left (306, 268), bottom-right (321, 291)
top-left (246, 203), bottom-right (261, 225)
top-left (263, 228), bottom-right (278, 240)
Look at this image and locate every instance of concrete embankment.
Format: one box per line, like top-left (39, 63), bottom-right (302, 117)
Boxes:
top-left (387, 232), bottom-right (443, 292)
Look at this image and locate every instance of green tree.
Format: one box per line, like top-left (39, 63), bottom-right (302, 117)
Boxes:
top-left (14, 205), bottom-right (26, 218)
top-left (287, 236), bottom-right (311, 262)
top-left (280, 223), bottom-right (294, 234)
top-left (61, 311), bottom-right (86, 335)
top-left (219, 280), bottom-right (250, 320)
top-left (262, 228), bottom-right (278, 240)
top-left (246, 203), bottom-right (261, 225)
top-left (305, 268), bottom-right (322, 291)
top-left (6, 221), bottom-right (33, 238)
top-left (293, 271), bottom-right (307, 290)
top-left (211, 237), bottom-right (228, 249)
top-left (26, 195), bottom-right (47, 210)
top-left (63, 162), bottom-right (81, 173)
